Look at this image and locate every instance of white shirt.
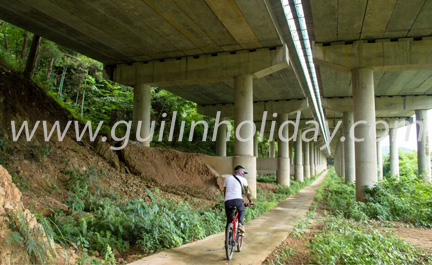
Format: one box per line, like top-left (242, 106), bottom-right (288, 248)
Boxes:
top-left (224, 175), bottom-right (249, 201)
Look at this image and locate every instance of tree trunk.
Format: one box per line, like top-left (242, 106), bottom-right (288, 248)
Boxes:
top-left (46, 57), bottom-right (54, 80)
top-left (4, 32), bottom-right (8, 50)
top-left (21, 33), bottom-right (28, 58)
top-left (23, 35), bottom-right (41, 78)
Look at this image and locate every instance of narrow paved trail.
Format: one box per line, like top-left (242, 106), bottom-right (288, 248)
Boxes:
top-left (129, 171), bottom-right (327, 265)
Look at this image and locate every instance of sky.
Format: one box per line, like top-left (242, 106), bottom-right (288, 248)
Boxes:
top-left (380, 110), bottom-right (432, 151)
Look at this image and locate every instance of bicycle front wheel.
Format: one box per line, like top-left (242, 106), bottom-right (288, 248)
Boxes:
top-left (225, 223), bottom-right (235, 260)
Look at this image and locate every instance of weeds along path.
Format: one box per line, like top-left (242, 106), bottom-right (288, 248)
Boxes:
top-left (129, 171), bottom-right (328, 265)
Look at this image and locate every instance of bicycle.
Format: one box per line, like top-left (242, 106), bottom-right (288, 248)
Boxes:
top-left (225, 204), bottom-right (249, 260)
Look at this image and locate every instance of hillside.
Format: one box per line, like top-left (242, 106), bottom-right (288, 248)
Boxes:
top-left (0, 64), bottom-right (224, 215)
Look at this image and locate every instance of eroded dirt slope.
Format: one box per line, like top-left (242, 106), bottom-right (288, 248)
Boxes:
top-left (0, 65), bottom-right (223, 216)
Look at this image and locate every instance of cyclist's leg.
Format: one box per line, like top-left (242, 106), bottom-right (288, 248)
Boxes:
top-left (230, 199), bottom-right (245, 224)
top-left (233, 199), bottom-right (246, 225)
top-left (224, 200), bottom-right (235, 226)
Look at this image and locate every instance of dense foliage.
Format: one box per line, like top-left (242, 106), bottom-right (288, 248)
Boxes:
top-left (309, 216), bottom-right (431, 264)
top-left (39, 167), bottom-right (318, 259)
top-left (382, 150), bottom-right (419, 177)
top-left (323, 168), bottom-right (432, 227)
top-left (308, 168), bottom-right (432, 264)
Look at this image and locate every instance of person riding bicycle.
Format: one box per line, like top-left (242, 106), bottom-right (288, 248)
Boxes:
top-left (224, 165), bottom-right (254, 233)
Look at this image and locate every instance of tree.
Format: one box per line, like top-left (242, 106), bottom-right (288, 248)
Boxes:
top-left (23, 35), bottom-right (41, 78)
top-left (21, 33), bottom-right (28, 58)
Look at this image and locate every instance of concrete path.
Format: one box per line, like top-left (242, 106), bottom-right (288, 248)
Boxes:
top-left (129, 171), bottom-right (327, 265)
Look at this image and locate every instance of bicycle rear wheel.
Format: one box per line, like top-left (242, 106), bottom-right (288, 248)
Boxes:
top-left (236, 234), bottom-right (244, 252)
top-left (225, 223), bottom-right (235, 260)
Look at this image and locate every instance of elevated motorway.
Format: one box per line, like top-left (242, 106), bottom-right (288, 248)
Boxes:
top-left (303, 0), bottom-right (432, 199)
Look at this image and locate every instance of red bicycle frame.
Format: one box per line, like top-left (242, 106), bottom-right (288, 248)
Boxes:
top-left (231, 210), bottom-right (240, 243)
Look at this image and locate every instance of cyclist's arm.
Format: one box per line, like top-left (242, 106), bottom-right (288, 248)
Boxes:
top-left (244, 186), bottom-right (254, 205)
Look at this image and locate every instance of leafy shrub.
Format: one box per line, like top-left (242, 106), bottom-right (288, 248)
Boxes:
top-left (322, 168), bottom-right (432, 228)
top-left (7, 211), bottom-right (56, 265)
top-left (309, 216), bottom-right (431, 264)
top-left (257, 174), bottom-right (276, 183)
top-left (46, 167), bottom-right (318, 258)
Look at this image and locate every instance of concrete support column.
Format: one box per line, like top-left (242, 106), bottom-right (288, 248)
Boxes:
top-left (277, 114), bottom-right (290, 186)
top-left (310, 143), bottom-right (315, 176)
top-left (295, 129), bottom-right (304, 182)
top-left (376, 140), bottom-right (383, 180)
top-left (216, 121), bottom-right (227, 156)
top-left (133, 83), bottom-right (152, 147)
top-left (254, 133), bottom-right (259, 157)
top-left (289, 145), bottom-right (295, 176)
top-left (343, 111), bottom-right (355, 183)
top-left (415, 110), bottom-right (431, 182)
top-left (352, 68), bottom-right (377, 201)
top-left (303, 141), bottom-right (310, 179)
top-left (269, 140), bottom-right (275, 158)
top-left (389, 128), bottom-right (399, 177)
top-left (341, 142), bottom-right (345, 177)
top-left (233, 74), bottom-right (256, 197)
top-left (334, 141), bottom-right (343, 177)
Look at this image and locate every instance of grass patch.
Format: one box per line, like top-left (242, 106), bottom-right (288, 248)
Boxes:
top-left (270, 247), bottom-right (295, 265)
top-left (257, 174), bottom-right (276, 183)
top-left (309, 215), bottom-right (431, 264)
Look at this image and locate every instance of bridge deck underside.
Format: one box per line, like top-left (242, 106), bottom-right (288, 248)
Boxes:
top-left (0, 0), bottom-right (282, 65)
top-left (163, 68), bottom-right (304, 106)
top-left (306, 0), bottom-right (432, 120)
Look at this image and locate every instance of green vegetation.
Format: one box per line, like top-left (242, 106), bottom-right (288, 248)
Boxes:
top-left (323, 169), bottom-right (432, 227)
top-left (270, 247), bottom-right (295, 265)
top-left (383, 149), bottom-right (419, 177)
top-left (7, 211), bottom-right (56, 265)
top-left (10, 172), bottom-right (30, 191)
top-left (309, 216), bottom-right (431, 264)
top-left (257, 174), bottom-right (276, 183)
top-left (307, 168), bottom-right (432, 264)
top-left (40, 168), bottom-right (318, 260)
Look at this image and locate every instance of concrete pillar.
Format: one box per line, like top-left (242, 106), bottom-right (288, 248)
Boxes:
top-left (269, 140), bottom-right (275, 158)
top-left (277, 114), bottom-right (290, 186)
top-left (340, 141), bottom-right (345, 177)
top-left (216, 121), bottom-right (227, 156)
top-left (310, 143), bottom-right (315, 176)
top-left (303, 141), bottom-right (310, 179)
top-left (343, 111), bottom-right (355, 183)
top-left (233, 74), bottom-right (256, 197)
top-left (352, 68), bottom-right (377, 201)
top-left (289, 145), bottom-right (294, 165)
top-left (254, 133), bottom-right (259, 157)
top-left (376, 140), bottom-right (383, 180)
top-left (289, 145), bottom-right (295, 176)
top-left (389, 128), bottom-right (399, 177)
top-left (295, 129), bottom-right (304, 182)
top-left (133, 83), bottom-right (152, 147)
top-left (334, 141), bottom-right (343, 177)
top-left (415, 110), bottom-right (431, 182)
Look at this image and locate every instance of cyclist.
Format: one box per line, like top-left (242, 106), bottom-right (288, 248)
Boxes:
top-left (224, 165), bottom-right (254, 233)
